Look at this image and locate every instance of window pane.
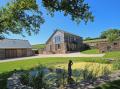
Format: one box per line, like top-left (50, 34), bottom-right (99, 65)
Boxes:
top-left (54, 36), bottom-right (61, 44)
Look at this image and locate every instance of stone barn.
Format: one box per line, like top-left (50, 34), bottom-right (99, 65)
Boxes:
top-left (45, 30), bottom-right (84, 54)
top-left (97, 40), bottom-right (120, 53)
top-left (0, 39), bottom-right (33, 59)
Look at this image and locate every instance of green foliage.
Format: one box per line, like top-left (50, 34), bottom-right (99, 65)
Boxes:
top-left (84, 37), bottom-right (93, 41)
top-left (20, 66), bottom-right (49, 89)
top-left (101, 65), bottom-right (111, 76)
top-left (32, 44), bottom-right (45, 49)
top-left (30, 71), bottom-right (47, 89)
top-left (100, 29), bottom-right (120, 38)
top-left (0, 0), bottom-right (93, 36)
top-left (20, 72), bottom-right (29, 85)
top-left (42, 0), bottom-right (94, 24)
top-left (84, 37), bottom-right (100, 41)
top-left (73, 69), bottom-right (81, 82)
top-left (0, 63), bottom-right (112, 89)
top-left (81, 65), bottom-right (97, 81)
top-left (100, 29), bottom-right (120, 42)
top-left (113, 59), bottom-right (120, 70)
top-left (95, 79), bottom-right (120, 89)
top-left (107, 32), bottom-right (119, 43)
top-left (0, 0), bottom-right (44, 36)
top-left (0, 71), bottom-right (15, 89)
top-left (20, 65), bottom-right (67, 89)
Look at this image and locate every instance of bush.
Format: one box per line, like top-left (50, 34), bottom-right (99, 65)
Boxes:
top-left (113, 59), bottom-right (120, 70)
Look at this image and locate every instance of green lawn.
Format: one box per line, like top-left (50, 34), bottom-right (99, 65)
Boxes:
top-left (81, 49), bottom-right (100, 54)
top-left (104, 51), bottom-right (120, 58)
top-left (81, 49), bottom-right (120, 59)
top-left (32, 44), bottom-right (45, 49)
top-left (0, 57), bottom-right (109, 73)
top-left (0, 50), bottom-right (120, 73)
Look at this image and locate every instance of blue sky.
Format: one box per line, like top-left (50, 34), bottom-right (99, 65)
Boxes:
top-left (0, 0), bottom-right (120, 45)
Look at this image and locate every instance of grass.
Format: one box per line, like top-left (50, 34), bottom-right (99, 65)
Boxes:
top-left (0, 57), bottom-right (109, 89)
top-left (32, 44), bottom-right (45, 49)
top-left (1, 50), bottom-right (120, 73)
top-left (81, 49), bottom-right (100, 54)
top-left (0, 57), bottom-right (110, 73)
top-left (0, 49), bottom-right (120, 89)
top-left (55, 62), bottom-right (112, 76)
top-left (55, 62), bottom-right (112, 70)
top-left (83, 39), bottom-right (107, 43)
top-left (104, 51), bottom-right (120, 58)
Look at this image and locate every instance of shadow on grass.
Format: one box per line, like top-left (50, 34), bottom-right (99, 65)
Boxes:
top-left (95, 79), bottom-right (120, 89)
top-left (0, 71), bottom-right (15, 89)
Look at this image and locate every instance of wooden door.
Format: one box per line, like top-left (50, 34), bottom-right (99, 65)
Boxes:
top-left (5, 49), bottom-right (17, 58)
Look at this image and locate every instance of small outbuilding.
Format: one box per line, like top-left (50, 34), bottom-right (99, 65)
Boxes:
top-left (0, 39), bottom-right (33, 59)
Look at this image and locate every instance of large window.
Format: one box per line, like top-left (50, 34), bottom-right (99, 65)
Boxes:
top-left (54, 36), bottom-right (61, 44)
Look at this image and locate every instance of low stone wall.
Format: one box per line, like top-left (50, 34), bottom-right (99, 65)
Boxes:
top-left (7, 74), bottom-right (33, 89)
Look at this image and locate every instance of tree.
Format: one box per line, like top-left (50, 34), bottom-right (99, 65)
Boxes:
top-left (107, 32), bottom-right (119, 43)
top-left (42, 0), bottom-right (94, 23)
top-left (100, 29), bottom-right (120, 42)
top-left (0, 0), bottom-right (94, 37)
top-left (84, 37), bottom-right (92, 41)
top-left (84, 37), bottom-right (100, 41)
top-left (0, 0), bottom-right (44, 36)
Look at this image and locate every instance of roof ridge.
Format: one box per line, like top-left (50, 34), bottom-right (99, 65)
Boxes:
top-left (56, 29), bottom-right (81, 37)
top-left (0, 38), bottom-right (28, 41)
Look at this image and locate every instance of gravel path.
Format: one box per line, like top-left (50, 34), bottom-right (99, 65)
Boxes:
top-left (0, 52), bottom-right (105, 63)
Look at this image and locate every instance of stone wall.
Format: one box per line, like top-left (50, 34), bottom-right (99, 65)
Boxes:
top-left (64, 33), bottom-right (83, 52)
top-left (97, 41), bottom-right (120, 53)
top-left (45, 30), bottom-right (84, 54)
top-left (7, 74), bottom-right (33, 89)
top-left (45, 31), bottom-right (66, 54)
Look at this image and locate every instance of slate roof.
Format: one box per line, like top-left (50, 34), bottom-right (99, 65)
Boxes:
top-left (0, 39), bottom-right (32, 49)
top-left (46, 29), bottom-right (81, 44)
top-left (58, 29), bottom-right (81, 37)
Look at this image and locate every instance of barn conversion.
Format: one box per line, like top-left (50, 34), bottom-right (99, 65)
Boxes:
top-left (0, 39), bottom-right (33, 59)
top-left (44, 30), bottom-right (84, 54)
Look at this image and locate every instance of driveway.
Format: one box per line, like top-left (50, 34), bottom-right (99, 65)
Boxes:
top-left (0, 52), bottom-right (105, 63)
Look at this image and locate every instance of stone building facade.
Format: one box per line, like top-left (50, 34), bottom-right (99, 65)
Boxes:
top-left (83, 39), bottom-right (107, 48)
top-left (97, 40), bottom-right (120, 53)
top-left (45, 30), bottom-right (83, 54)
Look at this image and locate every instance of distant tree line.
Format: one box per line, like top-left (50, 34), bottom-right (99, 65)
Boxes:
top-left (84, 37), bottom-right (100, 41)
